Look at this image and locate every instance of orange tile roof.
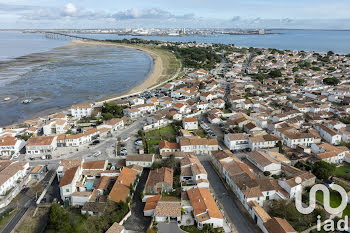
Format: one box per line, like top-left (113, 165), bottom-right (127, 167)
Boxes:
top-left (144, 195), bottom-right (161, 211)
top-left (159, 140), bottom-right (180, 150)
top-left (59, 166), bottom-right (78, 187)
top-left (187, 188), bottom-right (223, 222)
top-left (82, 160), bottom-right (106, 170)
top-left (27, 136), bottom-right (55, 146)
top-left (108, 167), bottom-right (137, 203)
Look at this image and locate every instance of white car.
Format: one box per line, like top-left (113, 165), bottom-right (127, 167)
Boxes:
top-left (93, 151), bottom-right (102, 157)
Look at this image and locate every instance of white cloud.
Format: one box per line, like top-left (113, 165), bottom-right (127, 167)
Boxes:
top-left (65, 3), bottom-right (77, 15)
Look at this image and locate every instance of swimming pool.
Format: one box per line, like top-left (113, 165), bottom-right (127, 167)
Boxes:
top-left (85, 181), bottom-right (94, 190)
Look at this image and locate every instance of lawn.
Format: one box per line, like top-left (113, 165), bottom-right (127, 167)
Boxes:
top-left (147, 139), bottom-right (161, 154)
top-left (191, 128), bottom-right (207, 138)
top-left (145, 125), bottom-right (177, 154)
top-left (316, 190), bottom-right (350, 217)
top-left (145, 125), bottom-right (176, 141)
top-left (335, 163), bottom-right (350, 180)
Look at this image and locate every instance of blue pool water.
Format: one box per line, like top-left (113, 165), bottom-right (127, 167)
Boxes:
top-left (85, 181), bottom-right (94, 190)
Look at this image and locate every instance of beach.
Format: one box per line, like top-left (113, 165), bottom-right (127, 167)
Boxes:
top-left (74, 40), bottom-right (170, 100)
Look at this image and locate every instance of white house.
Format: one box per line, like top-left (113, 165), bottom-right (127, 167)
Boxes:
top-left (182, 118), bottom-right (198, 130)
top-left (224, 133), bottom-right (249, 151)
top-left (248, 134), bottom-right (281, 151)
top-left (246, 151), bottom-right (281, 175)
top-left (180, 138), bottom-right (219, 155)
top-left (0, 161), bottom-right (29, 196)
top-left (126, 154), bottom-right (155, 168)
top-left (187, 188), bottom-right (224, 229)
top-left (0, 136), bottom-right (26, 157)
top-left (313, 123), bottom-right (342, 145)
top-left (71, 104), bottom-right (93, 119)
top-left (59, 166), bottom-right (81, 202)
top-left (26, 136), bottom-right (57, 155)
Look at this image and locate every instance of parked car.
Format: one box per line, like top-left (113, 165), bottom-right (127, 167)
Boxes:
top-left (134, 139), bottom-right (143, 145)
top-left (90, 140), bottom-right (100, 145)
top-left (93, 151), bottom-right (102, 157)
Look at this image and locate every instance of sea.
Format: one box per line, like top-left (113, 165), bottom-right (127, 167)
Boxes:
top-left (0, 29), bottom-right (350, 126)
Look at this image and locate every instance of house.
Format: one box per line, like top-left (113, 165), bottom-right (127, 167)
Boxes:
top-left (0, 136), bottom-right (26, 157)
top-left (276, 128), bottom-right (314, 149)
top-left (247, 201), bottom-right (271, 232)
top-left (30, 165), bottom-right (46, 180)
top-left (103, 118), bottom-right (124, 132)
top-left (144, 167), bottom-right (173, 199)
top-left (244, 122), bottom-right (263, 134)
top-left (144, 195), bottom-right (161, 216)
top-left (248, 134), bottom-right (281, 151)
top-left (59, 166), bottom-right (81, 202)
top-left (182, 118), bottom-right (198, 130)
top-left (207, 114), bottom-right (222, 124)
top-left (42, 119), bottom-right (69, 136)
top-left (129, 97), bottom-right (145, 106)
top-left (108, 167), bottom-right (138, 203)
top-left (57, 159), bottom-right (83, 181)
top-left (126, 154), bottom-right (155, 168)
top-left (246, 151), bottom-right (281, 175)
top-left (154, 200), bottom-right (182, 223)
top-left (180, 138), bottom-right (219, 155)
top-left (71, 104), bottom-right (93, 119)
top-left (159, 140), bottom-right (180, 155)
top-left (187, 188), bottom-right (224, 229)
top-left (0, 161), bottom-right (29, 196)
top-left (209, 150), bottom-right (235, 174)
top-left (56, 128), bottom-right (99, 147)
top-left (26, 136), bottom-right (57, 155)
top-left (181, 154), bottom-right (209, 188)
top-left (224, 133), bottom-right (249, 151)
top-left (313, 123), bottom-right (342, 145)
top-left (311, 143), bottom-right (348, 164)
top-left (123, 108), bottom-right (142, 119)
top-left (278, 178), bottom-right (302, 198)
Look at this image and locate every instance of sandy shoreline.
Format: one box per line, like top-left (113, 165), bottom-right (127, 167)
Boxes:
top-left (73, 40), bottom-right (164, 99)
top-left (3, 40), bottom-right (178, 127)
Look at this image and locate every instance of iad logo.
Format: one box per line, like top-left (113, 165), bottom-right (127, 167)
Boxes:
top-left (294, 177), bottom-right (348, 232)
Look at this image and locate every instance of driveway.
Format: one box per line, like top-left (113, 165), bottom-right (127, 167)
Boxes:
top-left (198, 155), bottom-right (261, 233)
top-left (158, 223), bottom-right (186, 233)
top-left (123, 169), bottom-right (152, 232)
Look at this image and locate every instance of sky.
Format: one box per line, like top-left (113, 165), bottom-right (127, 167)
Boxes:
top-left (0, 0), bottom-right (350, 29)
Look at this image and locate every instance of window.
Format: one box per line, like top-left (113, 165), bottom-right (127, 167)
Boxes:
top-left (66, 189), bottom-right (70, 192)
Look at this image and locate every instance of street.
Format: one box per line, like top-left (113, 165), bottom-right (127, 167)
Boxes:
top-left (198, 154), bottom-right (261, 233)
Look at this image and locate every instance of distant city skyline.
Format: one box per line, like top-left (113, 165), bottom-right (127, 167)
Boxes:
top-left (0, 0), bottom-right (350, 29)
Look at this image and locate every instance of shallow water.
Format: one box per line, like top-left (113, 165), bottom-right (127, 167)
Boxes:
top-left (0, 42), bottom-right (153, 126)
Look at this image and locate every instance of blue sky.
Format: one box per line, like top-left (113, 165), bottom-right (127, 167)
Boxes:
top-left (0, 0), bottom-right (349, 29)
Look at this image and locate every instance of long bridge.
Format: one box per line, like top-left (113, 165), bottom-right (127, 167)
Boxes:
top-left (43, 31), bottom-right (99, 41)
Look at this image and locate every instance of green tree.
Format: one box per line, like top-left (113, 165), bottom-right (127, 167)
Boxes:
top-left (268, 69), bottom-right (282, 78)
top-left (292, 67), bottom-right (299, 72)
top-left (323, 77), bottom-right (340, 86)
top-left (312, 161), bottom-right (336, 180)
top-left (295, 78), bottom-right (306, 85)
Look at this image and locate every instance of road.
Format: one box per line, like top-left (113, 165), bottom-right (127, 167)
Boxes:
top-left (1, 201), bottom-right (33, 233)
top-left (123, 169), bottom-right (152, 232)
top-left (199, 115), bottom-right (227, 150)
top-left (198, 154), bottom-right (261, 233)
